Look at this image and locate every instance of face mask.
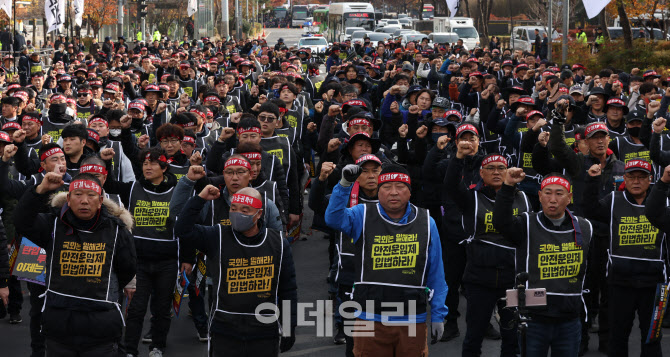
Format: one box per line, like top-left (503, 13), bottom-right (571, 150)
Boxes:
top-left (627, 126), bottom-right (641, 138)
top-left (48, 103), bottom-right (67, 117)
top-left (206, 105), bottom-right (219, 116)
top-left (109, 129), bottom-right (122, 137)
top-left (65, 107), bottom-right (75, 117)
top-left (229, 211), bottom-right (257, 232)
top-left (131, 118), bottom-right (144, 130)
top-left (432, 132), bottom-right (448, 143)
top-left (398, 85), bottom-right (409, 96)
top-left (205, 122), bottom-right (213, 130)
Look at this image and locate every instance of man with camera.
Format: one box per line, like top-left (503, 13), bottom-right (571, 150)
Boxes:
top-left (494, 169), bottom-right (592, 356)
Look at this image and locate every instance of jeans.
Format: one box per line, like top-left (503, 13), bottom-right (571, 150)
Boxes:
top-left (46, 339), bottom-right (118, 357)
top-left (462, 283), bottom-right (517, 357)
top-left (210, 334), bottom-right (279, 357)
top-left (608, 284), bottom-right (662, 357)
top-left (123, 258), bottom-right (178, 356)
top-left (525, 318), bottom-right (581, 357)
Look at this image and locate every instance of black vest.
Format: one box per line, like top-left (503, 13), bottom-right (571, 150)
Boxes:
top-left (128, 183), bottom-right (175, 241)
top-left (472, 190), bottom-right (529, 248)
top-left (616, 137), bottom-right (654, 175)
top-left (284, 102), bottom-right (304, 141)
top-left (354, 203), bottom-right (430, 314)
top-left (46, 217), bottom-right (118, 306)
top-left (214, 226), bottom-right (283, 333)
top-left (260, 136), bottom-right (292, 184)
top-left (608, 192), bottom-right (665, 282)
top-left (337, 184), bottom-right (378, 286)
top-left (41, 118), bottom-right (70, 142)
top-left (525, 212), bottom-right (591, 296)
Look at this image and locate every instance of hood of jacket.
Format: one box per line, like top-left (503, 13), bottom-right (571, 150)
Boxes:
top-left (50, 191), bottom-right (134, 232)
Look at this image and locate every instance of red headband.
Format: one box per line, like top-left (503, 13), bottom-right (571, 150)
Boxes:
top-left (231, 193), bottom-right (263, 209)
top-left (22, 115), bottom-right (42, 125)
top-left (278, 107), bottom-right (288, 113)
top-left (80, 164), bottom-right (108, 175)
top-left (190, 108), bottom-right (206, 119)
top-left (237, 127), bottom-right (261, 136)
top-left (145, 153), bottom-right (168, 163)
top-left (224, 158), bottom-right (251, 170)
top-left (481, 155), bottom-right (508, 168)
top-left (89, 117), bottom-right (108, 127)
top-left (50, 94), bottom-right (66, 103)
top-left (378, 173), bottom-right (411, 185)
top-left (241, 152), bottom-right (262, 161)
top-left (541, 176), bottom-right (571, 191)
top-left (69, 179), bottom-right (102, 195)
top-left (40, 147), bottom-right (63, 161)
top-left (204, 96), bottom-right (221, 104)
top-left (183, 136), bottom-right (195, 144)
top-left (348, 118), bottom-right (371, 128)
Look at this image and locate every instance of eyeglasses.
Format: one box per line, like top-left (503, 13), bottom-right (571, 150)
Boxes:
top-left (624, 174), bottom-right (650, 181)
top-left (223, 169), bottom-right (249, 176)
top-left (483, 166), bottom-right (507, 172)
top-left (77, 94), bottom-right (89, 97)
top-left (160, 138), bottom-right (180, 145)
top-left (258, 115), bottom-right (277, 122)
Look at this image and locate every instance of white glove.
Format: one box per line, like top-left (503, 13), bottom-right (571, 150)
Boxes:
top-left (431, 321), bottom-right (444, 344)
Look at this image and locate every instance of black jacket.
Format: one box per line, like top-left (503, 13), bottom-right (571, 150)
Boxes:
top-left (174, 195), bottom-right (297, 339)
top-left (494, 184), bottom-right (587, 322)
top-left (14, 187), bottom-right (136, 346)
top-left (584, 178), bottom-right (666, 288)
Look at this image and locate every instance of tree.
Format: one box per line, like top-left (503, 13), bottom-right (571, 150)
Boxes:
top-left (616, 0), bottom-right (633, 48)
top-left (524, 0), bottom-right (580, 33)
top-left (84, 0), bottom-right (117, 38)
top-left (476, 0), bottom-right (494, 43)
top-left (605, 0), bottom-right (665, 44)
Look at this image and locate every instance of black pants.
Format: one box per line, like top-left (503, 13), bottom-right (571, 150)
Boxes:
top-left (28, 282), bottom-right (46, 357)
top-left (123, 258), bottom-right (177, 356)
top-left (608, 284), bottom-right (662, 357)
top-left (210, 334), bottom-right (279, 357)
top-left (444, 240), bottom-right (465, 322)
top-left (7, 275), bottom-right (23, 314)
top-left (337, 284), bottom-right (354, 357)
top-left (46, 339), bottom-right (118, 357)
top-left (462, 283), bottom-right (517, 357)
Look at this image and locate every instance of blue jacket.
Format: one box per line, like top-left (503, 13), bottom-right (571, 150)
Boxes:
top-left (325, 183), bottom-right (449, 323)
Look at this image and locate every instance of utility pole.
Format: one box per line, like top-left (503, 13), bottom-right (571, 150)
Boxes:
top-left (547, 0), bottom-right (552, 61)
top-left (235, 0), bottom-right (241, 39)
top-left (562, 0), bottom-right (568, 64)
top-left (139, 0), bottom-right (147, 43)
top-left (118, 0), bottom-right (124, 38)
top-left (221, 0), bottom-right (229, 39)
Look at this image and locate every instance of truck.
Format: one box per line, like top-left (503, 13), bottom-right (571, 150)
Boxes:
top-left (433, 17), bottom-right (480, 49)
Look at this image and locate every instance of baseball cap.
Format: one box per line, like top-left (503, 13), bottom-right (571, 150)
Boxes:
top-left (626, 110), bottom-right (645, 123)
top-left (585, 122), bottom-right (608, 138)
top-left (605, 98), bottom-right (629, 115)
top-left (624, 159), bottom-right (652, 174)
top-left (456, 123), bottom-right (478, 138)
top-left (569, 85), bottom-right (583, 95)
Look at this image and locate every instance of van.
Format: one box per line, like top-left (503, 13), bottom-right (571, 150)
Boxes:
top-left (433, 17), bottom-right (480, 49)
top-left (511, 26), bottom-right (560, 52)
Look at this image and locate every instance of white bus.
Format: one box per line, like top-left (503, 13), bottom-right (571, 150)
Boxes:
top-left (328, 2), bottom-right (375, 43)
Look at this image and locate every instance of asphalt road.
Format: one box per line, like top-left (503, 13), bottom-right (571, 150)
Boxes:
top-left (0, 28), bottom-right (658, 356)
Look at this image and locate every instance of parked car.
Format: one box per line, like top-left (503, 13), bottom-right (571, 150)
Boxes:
top-left (399, 33), bottom-right (429, 46)
top-left (511, 26), bottom-right (560, 52)
top-left (428, 32), bottom-right (459, 46)
top-left (367, 32), bottom-right (392, 47)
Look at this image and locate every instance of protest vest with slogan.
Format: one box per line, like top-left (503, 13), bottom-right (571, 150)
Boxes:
top-left (214, 225), bottom-right (283, 333)
top-left (129, 182), bottom-right (175, 242)
top-left (525, 212), bottom-right (592, 296)
top-left (260, 136), bottom-right (292, 184)
top-left (45, 218), bottom-right (118, 307)
top-left (608, 192), bottom-right (665, 282)
top-left (337, 183), bottom-right (378, 286)
top-left (354, 203), bottom-right (430, 314)
top-left (41, 118), bottom-right (69, 143)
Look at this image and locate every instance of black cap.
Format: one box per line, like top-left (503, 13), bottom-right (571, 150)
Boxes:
top-left (626, 109), bottom-right (645, 123)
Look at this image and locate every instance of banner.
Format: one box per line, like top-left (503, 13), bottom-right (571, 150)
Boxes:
top-left (172, 270), bottom-right (190, 316)
top-left (74, 0), bottom-right (84, 27)
top-left (188, 0), bottom-right (197, 16)
top-left (446, 0), bottom-right (460, 19)
top-left (9, 237), bottom-right (47, 285)
top-left (0, 0), bottom-right (12, 19)
top-left (583, 0), bottom-right (611, 19)
top-left (45, 0), bottom-right (65, 34)
top-left (646, 283), bottom-right (669, 343)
